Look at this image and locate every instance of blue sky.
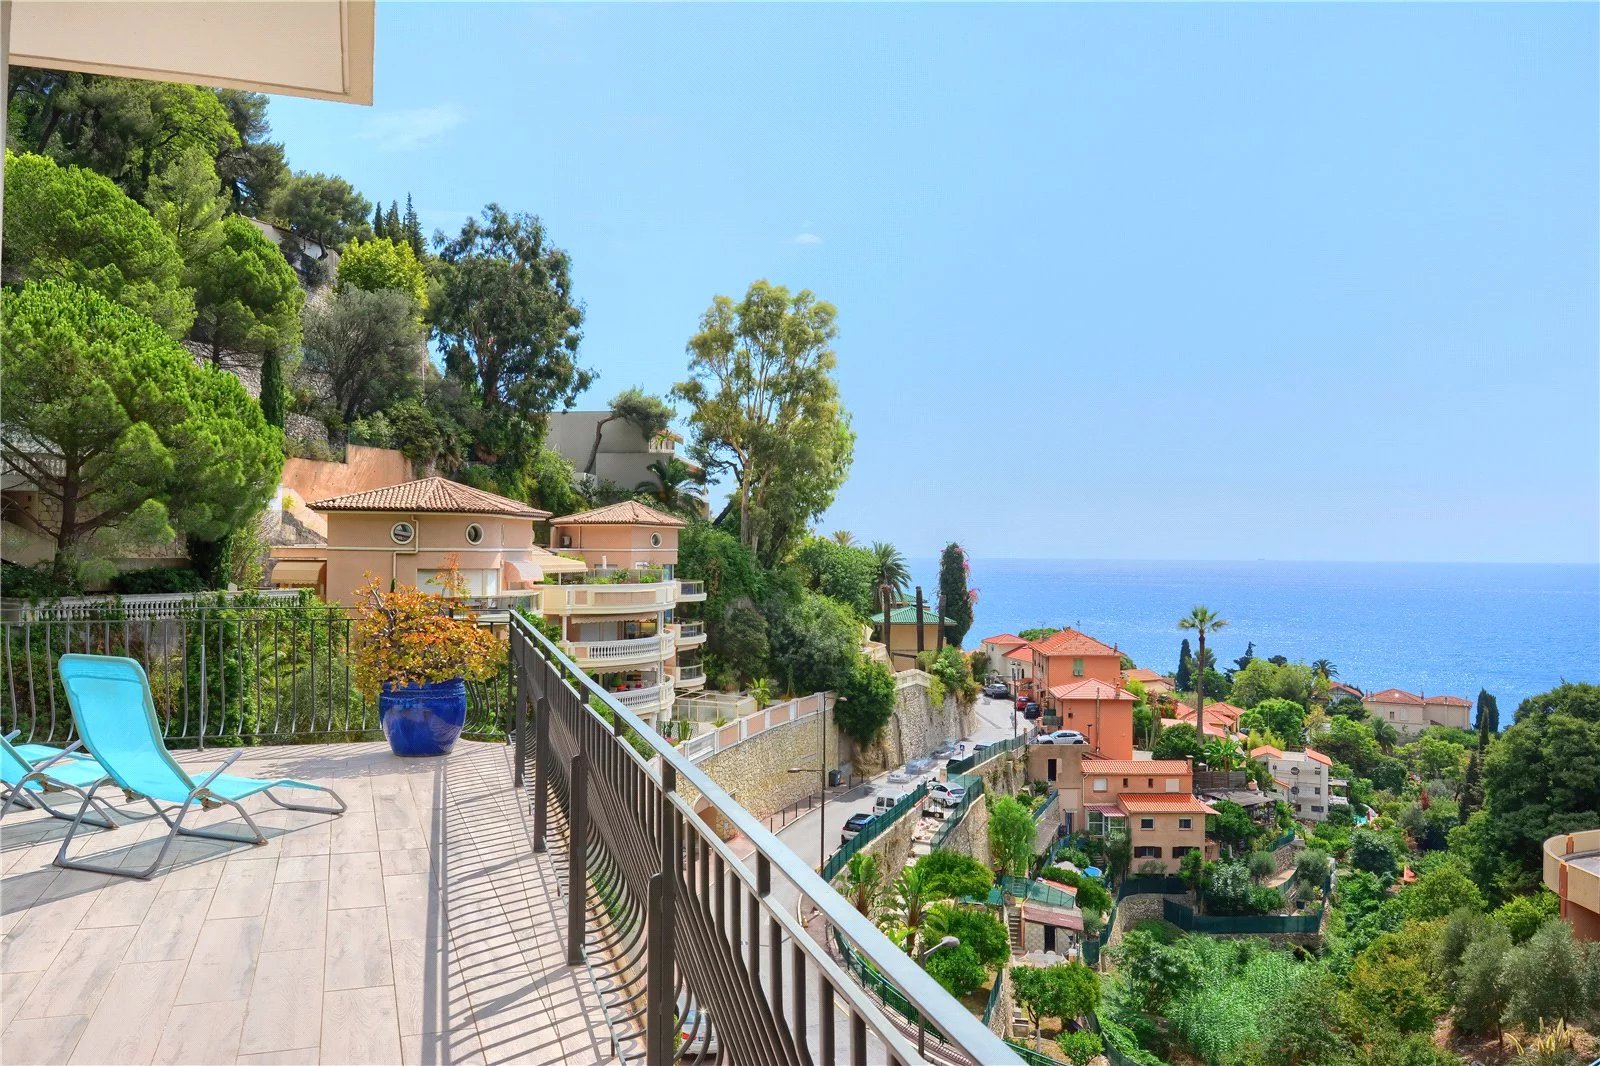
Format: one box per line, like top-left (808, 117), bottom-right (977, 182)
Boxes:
top-left (270, 3), bottom-right (1599, 564)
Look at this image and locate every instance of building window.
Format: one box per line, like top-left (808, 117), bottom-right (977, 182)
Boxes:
top-left (1047, 759), bottom-right (1058, 781)
top-left (1314, 786), bottom-right (1321, 796)
top-left (1311, 805), bottom-right (1324, 813)
top-left (1166, 779), bottom-right (1180, 792)
top-left (1122, 778), bottom-right (1129, 788)
top-left (390, 521), bottom-right (415, 545)
top-left (1134, 846), bottom-right (1162, 859)
top-left (1172, 846), bottom-right (1197, 858)
top-left (1290, 765), bottom-right (1300, 775)
top-left (1087, 809), bottom-right (1105, 834)
top-left (1139, 818), bottom-right (1154, 830)
top-left (1146, 778), bottom-right (1153, 788)
top-left (465, 523), bottom-right (484, 545)
top-left (1092, 778), bottom-right (1107, 793)
top-left (1073, 658), bottom-right (1084, 677)
top-left (1178, 817), bottom-right (1192, 830)
top-left (650, 532), bottom-right (662, 547)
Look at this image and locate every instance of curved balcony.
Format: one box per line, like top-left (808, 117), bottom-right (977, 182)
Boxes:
top-left (672, 621), bottom-right (707, 648)
top-left (563, 632), bottom-right (674, 669)
top-left (673, 663), bottom-right (706, 691)
top-left (611, 682), bottom-right (676, 716)
top-left (677, 579), bottom-right (707, 603)
top-left (543, 581), bottom-right (677, 615)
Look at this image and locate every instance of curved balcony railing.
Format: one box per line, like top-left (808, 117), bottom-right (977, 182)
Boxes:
top-left (563, 633), bottom-right (673, 667)
top-left (672, 664), bottom-right (706, 690)
top-left (509, 618), bottom-right (1017, 1065)
top-left (543, 582), bottom-right (677, 614)
top-left (611, 682), bottom-right (674, 713)
top-left (672, 621), bottom-right (706, 647)
top-left (677, 579), bottom-right (706, 601)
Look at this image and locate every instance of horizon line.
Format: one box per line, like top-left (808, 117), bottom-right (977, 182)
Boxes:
top-left (900, 555), bottom-right (1600, 567)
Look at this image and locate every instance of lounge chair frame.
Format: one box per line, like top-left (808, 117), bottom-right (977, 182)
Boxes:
top-left (0, 731), bottom-right (121, 830)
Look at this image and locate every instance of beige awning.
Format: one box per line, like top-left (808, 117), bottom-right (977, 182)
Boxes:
top-left (8, 1), bottom-right (375, 104)
top-left (271, 560), bottom-right (325, 587)
top-left (529, 548), bottom-right (588, 575)
top-left (502, 558), bottom-right (542, 587)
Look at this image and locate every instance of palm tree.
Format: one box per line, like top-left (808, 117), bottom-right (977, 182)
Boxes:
top-left (1178, 606), bottom-right (1228, 744)
top-left (1370, 717), bottom-right (1399, 754)
top-left (870, 541), bottom-right (911, 601)
top-left (839, 852), bottom-right (883, 918)
top-left (831, 530), bottom-right (856, 547)
top-left (879, 862), bottom-right (934, 955)
top-left (635, 457), bottom-right (705, 516)
top-left (1312, 659), bottom-right (1338, 681)
top-left (1203, 735), bottom-right (1244, 774)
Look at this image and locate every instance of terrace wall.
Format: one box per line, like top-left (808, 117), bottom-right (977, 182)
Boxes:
top-left (941, 793), bottom-right (991, 867)
top-left (855, 674), bottom-right (976, 776)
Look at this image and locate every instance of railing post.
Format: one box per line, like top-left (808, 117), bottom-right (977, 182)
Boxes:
top-left (196, 615), bottom-right (207, 749)
top-left (646, 762), bottom-right (677, 1066)
top-left (533, 696), bottom-right (549, 850)
top-left (566, 750), bottom-right (587, 966)
top-left (513, 686), bottom-right (528, 789)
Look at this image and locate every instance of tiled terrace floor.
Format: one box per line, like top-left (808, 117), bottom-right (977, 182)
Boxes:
top-left (0, 741), bottom-right (612, 1065)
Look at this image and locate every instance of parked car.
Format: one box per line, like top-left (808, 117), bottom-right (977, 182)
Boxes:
top-left (983, 682), bottom-right (1011, 699)
top-left (677, 997), bottom-right (717, 1057)
top-left (1022, 701), bottom-right (1041, 719)
top-left (1037, 729), bottom-right (1088, 745)
top-left (928, 781), bottom-right (967, 807)
top-left (1014, 696), bottom-right (1031, 712)
top-left (841, 812), bottom-right (875, 843)
top-left (873, 792), bottom-right (906, 815)
top-left (930, 742), bottom-right (957, 760)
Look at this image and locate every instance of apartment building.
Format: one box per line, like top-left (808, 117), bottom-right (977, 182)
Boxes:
top-left (978, 633), bottom-right (1032, 678)
top-left (1250, 745), bottom-right (1336, 821)
top-left (1031, 629), bottom-right (1137, 758)
top-left (543, 501), bottom-right (708, 725)
top-left (1361, 688), bottom-right (1472, 734)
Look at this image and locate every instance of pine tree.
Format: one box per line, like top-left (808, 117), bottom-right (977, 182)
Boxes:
top-left (259, 346), bottom-right (286, 428)
top-left (1176, 638), bottom-right (1194, 692)
top-left (1474, 689), bottom-right (1499, 734)
top-left (403, 193), bottom-right (424, 257)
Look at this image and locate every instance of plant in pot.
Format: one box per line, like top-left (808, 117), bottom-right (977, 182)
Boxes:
top-left (352, 565), bottom-right (506, 757)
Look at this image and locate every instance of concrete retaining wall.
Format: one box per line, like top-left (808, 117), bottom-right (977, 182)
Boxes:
top-left (684, 710), bottom-right (848, 838)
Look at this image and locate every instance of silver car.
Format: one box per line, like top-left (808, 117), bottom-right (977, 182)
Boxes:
top-left (1038, 729), bottom-right (1088, 745)
top-left (928, 781), bottom-right (967, 807)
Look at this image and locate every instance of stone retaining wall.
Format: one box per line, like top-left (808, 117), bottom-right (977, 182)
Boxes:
top-left (986, 965), bottom-right (1015, 1041)
top-left (856, 677), bottom-right (976, 776)
top-left (940, 793), bottom-right (991, 867)
top-left (684, 711), bottom-right (847, 837)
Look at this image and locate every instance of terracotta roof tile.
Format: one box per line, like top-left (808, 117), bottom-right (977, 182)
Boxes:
top-left (1047, 679), bottom-right (1133, 702)
top-left (1304, 748), bottom-right (1333, 767)
top-left (1032, 628), bottom-right (1120, 658)
top-left (1424, 694), bottom-right (1471, 707)
top-left (310, 477), bottom-right (550, 518)
top-left (1081, 759), bottom-right (1191, 775)
top-left (1005, 645), bottom-right (1036, 662)
top-left (1117, 794), bottom-right (1218, 815)
top-left (982, 633), bottom-right (1030, 647)
top-left (550, 500), bottom-right (686, 527)
top-left (1250, 744), bottom-right (1283, 758)
top-left (1123, 668), bottom-right (1165, 683)
top-left (1364, 688), bottom-right (1425, 706)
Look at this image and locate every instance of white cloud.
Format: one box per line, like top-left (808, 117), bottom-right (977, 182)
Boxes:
top-left (793, 232), bottom-right (824, 246)
top-left (357, 106), bottom-right (463, 152)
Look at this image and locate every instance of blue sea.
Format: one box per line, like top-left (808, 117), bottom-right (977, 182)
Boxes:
top-left (907, 559), bottom-right (1600, 715)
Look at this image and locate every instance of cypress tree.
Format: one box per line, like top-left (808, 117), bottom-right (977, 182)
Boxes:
top-left (1475, 689), bottom-right (1500, 734)
top-left (403, 193), bottom-right (424, 257)
top-left (937, 543), bottom-right (974, 647)
top-left (385, 200), bottom-right (401, 239)
top-left (259, 346), bottom-right (286, 428)
top-left (371, 203), bottom-right (385, 239)
top-left (1176, 638), bottom-right (1194, 692)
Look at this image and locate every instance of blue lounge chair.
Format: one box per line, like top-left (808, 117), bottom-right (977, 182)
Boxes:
top-left (0, 731), bottom-right (120, 829)
top-left (54, 653), bottom-right (346, 879)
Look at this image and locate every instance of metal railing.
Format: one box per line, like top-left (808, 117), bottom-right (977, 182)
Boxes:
top-left (677, 579), bottom-right (706, 598)
top-left (1, 601), bottom-right (512, 746)
top-left (945, 730), bottom-right (1030, 775)
top-left (511, 617), bottom-right (1018, 1065)
top-left (673, 621), bottom-right (706, 643)
top-left (564, 633), bottom-right (673, 664)
top-left (1, 588), bottom-right (305, 622)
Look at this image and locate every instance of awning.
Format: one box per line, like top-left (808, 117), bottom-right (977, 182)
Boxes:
top-left (1086, 804), bottom-right (1122, 815)
top-left (529, 548), bottom-right (588, 575)
top-left (502, 558), bottom-right (543, 587)
top-left (9, 1), bottom-right (375, 104)
top-left (271, 560), bottom-right (324, 586)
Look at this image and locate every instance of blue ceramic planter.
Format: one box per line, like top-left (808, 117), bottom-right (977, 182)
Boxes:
top-left (379, 678), bottom-right (467, 757)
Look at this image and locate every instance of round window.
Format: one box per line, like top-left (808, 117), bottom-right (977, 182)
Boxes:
top-left (650, 532), bottom-right (662, 548)
top-left (466, 523), bottom-right (484, 545)
top-left (390, 522), bottom-right (415, 545)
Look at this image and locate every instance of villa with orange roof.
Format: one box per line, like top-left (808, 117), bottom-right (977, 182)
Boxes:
top-left (1249, 744), bottom-right (1341, 821)
top-left (1166, 699), bottom-right (1246, 738)
top-left (1122, 667), bottom-right (1175, 697)
top-left (979, 633), bottom-right (1032, 678)
top-left (1004, 643), bottom-right (1037, 697)
top-left (1030, 628), bottom-right (1138, 756)
top-left (1118, 793), bottom-right (1218, 872)
top-left (1361, 687), bottom-right (1472, 734)
top-left (1027, 747), bottom-right (1209, 864)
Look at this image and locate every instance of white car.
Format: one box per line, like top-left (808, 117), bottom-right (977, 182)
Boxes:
top-left (928, 781), bottom-right (967, 807)
top-left (1038, 730), bottom-right (1088, 745)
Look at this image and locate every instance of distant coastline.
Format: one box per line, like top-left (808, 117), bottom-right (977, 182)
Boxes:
top-left (908, 557), bottom-right (1600, 713)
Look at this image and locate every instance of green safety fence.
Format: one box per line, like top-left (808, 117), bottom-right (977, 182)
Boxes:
top-left (1030, 790), bottom-right (1058, 825)
top-left (929, 776), bottom-right (984, 849)
top-left (945, 730), bottom-right (1030, 775)
top-left (982, 968), bottom-right (1006, 1026)
top-left (1000, 876), bottom-right (1078, 910)
top-left (822, 782), bottom-right (929, 881)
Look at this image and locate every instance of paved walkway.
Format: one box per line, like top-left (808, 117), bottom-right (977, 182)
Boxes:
top-left (0, 741), bottom-right (612, 1065)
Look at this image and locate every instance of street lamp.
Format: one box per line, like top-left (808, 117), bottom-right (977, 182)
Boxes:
top-left (916, 936), bottom-right (961, 1055)
top-left (787, 764), bottom-right (826, 871)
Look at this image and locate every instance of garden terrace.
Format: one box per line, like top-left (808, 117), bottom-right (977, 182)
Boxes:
top-left (0, 605), bottom-right (1018, 1065)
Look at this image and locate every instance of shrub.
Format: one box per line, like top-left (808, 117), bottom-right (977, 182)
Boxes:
top-left (1056, 1029), bottom-right (1102, 1065)
top-left (833, 656), bottom-right (896, 745)
top-left (1247, 851), bottom-right (1277, 883)
top-left (0, 561), bottom-right (81, 600)
top-left (350, 562), bottom-right (505, 696)
top-left (925, 943), bottom-right (985, 998)
top-left (1350, 828), bottom-right (1401, 878)
top-left (1294, 847), bottom-right (1331, 889)
top-left (110, 566), bottom-right (205, 595)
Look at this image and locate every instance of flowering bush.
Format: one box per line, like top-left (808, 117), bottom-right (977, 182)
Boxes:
top-left (351, 561), bottom-right (505, 696)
